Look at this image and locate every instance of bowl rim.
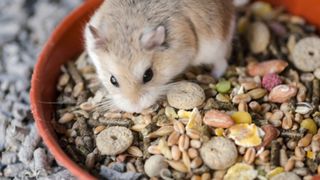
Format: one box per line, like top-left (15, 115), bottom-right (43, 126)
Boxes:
top-left (30, 0), bottom-right (99, 179)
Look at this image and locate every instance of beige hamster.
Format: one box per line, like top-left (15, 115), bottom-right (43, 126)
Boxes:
top-left (85, 0), bottom-right (235, 113)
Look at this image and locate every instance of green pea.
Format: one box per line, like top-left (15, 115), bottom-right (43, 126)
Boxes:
top-left (216, 80), bottom-right (231, 94)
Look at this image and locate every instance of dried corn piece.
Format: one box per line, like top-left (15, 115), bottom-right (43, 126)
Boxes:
top-left (224, 163), bottom-right (258, 180)
top-left (231, 111), bottom-right (252, 124)
top-left (186, 108), bottom-right (202, 131)
top-left (228, 124), bottom-right (262, 147)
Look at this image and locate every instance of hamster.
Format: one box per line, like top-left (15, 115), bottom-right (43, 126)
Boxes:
top-left (85, 0), bottom-right (235, 113)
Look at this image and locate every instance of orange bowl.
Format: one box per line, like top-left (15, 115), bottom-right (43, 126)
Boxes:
top-left (30, 0), bottom-right (320, 179)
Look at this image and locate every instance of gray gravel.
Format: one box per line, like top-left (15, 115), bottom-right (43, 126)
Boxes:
top-left (0, 0), bottom-right (82, 179)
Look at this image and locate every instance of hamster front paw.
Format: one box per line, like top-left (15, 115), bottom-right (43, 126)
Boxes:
top-left (211, 59), bottom-right (228, 78)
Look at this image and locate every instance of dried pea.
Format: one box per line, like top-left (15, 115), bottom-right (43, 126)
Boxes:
top-left (231, 111), bottom-right (252, 124)
top-left (216, 80), bottom-right (231, 94)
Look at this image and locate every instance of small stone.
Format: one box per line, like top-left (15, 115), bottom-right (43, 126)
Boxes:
top-left (200, 137), bottom-right (238, 170)
top-left (3, 163), bottom-right (25, 177)
top-left (292, 37), bottom-right (320, 72)
top-left (96, 126), bottom-right (133, 155)
top-left (270, 172), bottom-right (300, 180)
top-left (268, 85), bottom-right (297, 103)
top-left (144, 155), bottom-right (168, 177)
top-left (262, 73), bottom-right (282, 91)
top-left (1, 152), bottom-right (17, 164)
top-left (167, 81), bottom-right (205, 110)
top-left (203, 110), bottom-right (234, 128)
top-left (247, 21), bottom-right (270, 54)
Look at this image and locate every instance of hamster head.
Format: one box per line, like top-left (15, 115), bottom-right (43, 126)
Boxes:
top-left (85, 25), bottom-right (193, 113)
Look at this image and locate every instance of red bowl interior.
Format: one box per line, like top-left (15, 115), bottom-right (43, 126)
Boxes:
top-left (30, 0), bottom-right (320, 179)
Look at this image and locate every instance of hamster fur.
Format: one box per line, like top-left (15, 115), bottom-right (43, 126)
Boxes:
top-left (85, 0), bottom-right (235, 113)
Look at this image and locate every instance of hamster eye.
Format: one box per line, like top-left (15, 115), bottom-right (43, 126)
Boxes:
top-left (110, 75), bottom-right (119, 87)
top-left (143, 68), bottom-right (153, 83)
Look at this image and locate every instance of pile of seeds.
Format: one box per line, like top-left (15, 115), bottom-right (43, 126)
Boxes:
top-left (55, 1), bottom-right (320, 179)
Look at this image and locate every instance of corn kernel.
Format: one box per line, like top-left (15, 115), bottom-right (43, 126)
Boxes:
top-left (215, 128), bottom-right (224, 136)
top-left (301, 119), bottom-right (318, 135)
top-left (228, 124), bottom-right (261, 147)
top-left (267, 167), bottom-right (284, 179)
top-left (231, 111), bottom-right (252, 124)
top-left (307, 150), bottom-right (315, 160)
top-left (178, 110), bottom-right (192, 119)
top-left (224, 163), bottom-right (258, 180)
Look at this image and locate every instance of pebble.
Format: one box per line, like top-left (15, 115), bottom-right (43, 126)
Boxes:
top-left (18, 125), bottom-right (41, 164)
top-left (144, 155), bottom-right (168, 177)
top-left (167, 81), bottom-right (205, 110)
top-left (292, 37), bottom-right (320, 72)
top-left (200, 137), bottom-right (238, 170)
top-left (3, 163), bottom-right (25, 177)
top-left (99, 166), bottom-right (143, 180)
top-left (96, 126), bottom-right (133, 155)
top-left (1, 152), bottom-right (17, 165)
top-left (0, 0), bottom-right (82, 178)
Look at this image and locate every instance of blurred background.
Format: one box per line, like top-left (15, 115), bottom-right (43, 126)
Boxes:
top-left (0, 0), bottom-right (82, 179)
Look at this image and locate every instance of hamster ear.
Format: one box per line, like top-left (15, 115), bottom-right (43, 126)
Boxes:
top-left (87, 24), bottom-right (108, 51)
top-left (140, 26), bottom-right (166, 50)
top-left (88, 24), bottom-right (100, 39)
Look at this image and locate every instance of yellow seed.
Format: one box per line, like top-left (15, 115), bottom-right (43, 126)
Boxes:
top-left (178, 110), bottom-right (192, 119)
top-left (267, 167), bottom-right (284, 179)
top-left (215, 128), bottom-right (224, 136)
top-left (301, 119), bottom-right (318, 134)
top-left (307, 150), bottom-right (316, 160)
top-left (231, 111), bottom-right (252, 124)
